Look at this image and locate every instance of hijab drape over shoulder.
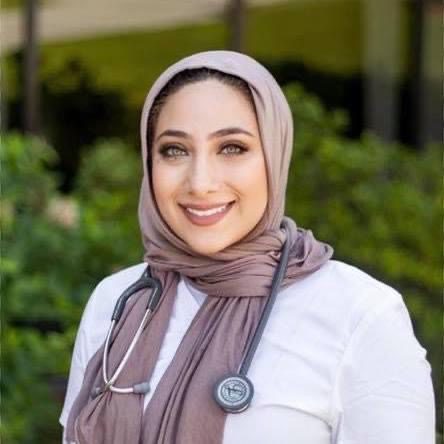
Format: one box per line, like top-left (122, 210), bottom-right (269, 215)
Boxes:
top-left (66, 50), bottom-right (333, 444)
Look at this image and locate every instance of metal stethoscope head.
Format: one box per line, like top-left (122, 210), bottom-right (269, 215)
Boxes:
top-left (92, 266), bottom-right (162, 398)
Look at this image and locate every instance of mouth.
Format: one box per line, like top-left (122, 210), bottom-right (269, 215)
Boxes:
top-left (179, 201), bottom-right (235, 226)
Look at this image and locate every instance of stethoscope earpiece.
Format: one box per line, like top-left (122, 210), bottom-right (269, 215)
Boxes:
top-left (213, 374), bottom-right (254, 413)
top-left (91, 386), bottom-right (103, 399)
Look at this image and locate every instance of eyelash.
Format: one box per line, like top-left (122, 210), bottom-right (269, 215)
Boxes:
top-left (158, 144), bottom-right (248, 159)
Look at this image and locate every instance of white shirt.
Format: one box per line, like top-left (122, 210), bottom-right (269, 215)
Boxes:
top-left (60, 260), bottom-right (435, 443)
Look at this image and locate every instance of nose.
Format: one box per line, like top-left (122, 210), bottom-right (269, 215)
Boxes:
top-left (186, 152), bottom-right (220, 197)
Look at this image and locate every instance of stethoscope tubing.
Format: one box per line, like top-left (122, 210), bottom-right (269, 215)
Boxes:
top-left (96, 268), bottom-right (162, 396)
top-left (95, 220), bottom-right (291, 409)
top-left (102, 307), bottom-right (154, 392)
top-left (238, 222), bottom-right (291, 375)
top-left (212, 221), bottom-right (291, 413)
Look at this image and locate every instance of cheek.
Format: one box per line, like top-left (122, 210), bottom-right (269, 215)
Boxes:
top-left (152, 161), bottom-right (181, 209)
top-left (231, 155), bottom-right (268, 208)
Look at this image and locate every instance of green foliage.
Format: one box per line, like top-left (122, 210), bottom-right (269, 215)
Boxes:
top-left (1, 134), bottom-right (142, 443)
top-left (6, 56), bottom-right (132, 191)
top-left (1, 84), bottom-right (441, 441)
top-left (73, 138), bottom-right (143, 277)
top-left (285, 83), bottom-right (440, 300)
top-left (1, 134), bottom-right (74, 443)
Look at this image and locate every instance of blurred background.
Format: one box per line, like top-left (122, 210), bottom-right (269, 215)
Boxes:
top-left (0, 0), bottom-right (442, 442)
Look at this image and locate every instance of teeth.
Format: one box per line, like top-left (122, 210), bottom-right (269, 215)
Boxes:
top-left (186, 204), bottom-right (228, 217)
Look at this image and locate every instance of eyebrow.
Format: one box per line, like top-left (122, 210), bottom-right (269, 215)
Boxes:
top-left (155, 127), bottom-right (254, 142)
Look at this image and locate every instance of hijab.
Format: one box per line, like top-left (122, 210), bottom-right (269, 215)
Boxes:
top-left (66, 50), bottom-right (333, 443)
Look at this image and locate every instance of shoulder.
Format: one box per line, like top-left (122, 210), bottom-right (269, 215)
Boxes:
top-left (71, 262), bottom-right (149, 360)
top-left (277, 259), bottom-right (412, 340)
top-left (80, 262), bottom-right (148, 327)
top-left (301, 259), bottom-right (402, 297)
top-left (284, 258), bottom-right (405, 308)
top-left (276, 260), bottom-right (430, 397)
top-left (98, 262), bottom-right (147, 291)
top-left (316, 259), bottom-right (404, 308)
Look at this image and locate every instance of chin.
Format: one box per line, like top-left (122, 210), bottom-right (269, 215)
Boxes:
top-left (187, 243), bottom-right (226, 256)
top-left (184, 236), bottom-right (232, 256)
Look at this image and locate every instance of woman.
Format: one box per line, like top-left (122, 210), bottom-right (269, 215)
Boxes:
top-left (60, 51), bottom-right (435, 443)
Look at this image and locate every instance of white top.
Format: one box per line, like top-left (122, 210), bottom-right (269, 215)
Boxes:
top-left (60, 260), bottom-right (435, 443)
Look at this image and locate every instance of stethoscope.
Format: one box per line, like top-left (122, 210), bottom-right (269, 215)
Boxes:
top-left (92, 221), bottom-right (291, 414)
top-left (91, 268), bottom-right (162, 398)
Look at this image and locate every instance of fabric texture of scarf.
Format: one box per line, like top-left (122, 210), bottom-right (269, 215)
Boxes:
top-left (66, 50), bottom-right (333, 443)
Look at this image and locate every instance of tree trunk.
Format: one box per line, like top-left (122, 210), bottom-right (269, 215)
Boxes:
top-left (363, 0), bottom-right (402, 142)
top-left (408, 0), bottom-right (425, 148)
top-left (227, 0), bottom-right (246, 53)
top-left (23, 0), bottom-right (39, 134)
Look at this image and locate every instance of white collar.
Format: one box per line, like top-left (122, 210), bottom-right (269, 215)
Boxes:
top-left (182, 276), bottom-right (207, 306)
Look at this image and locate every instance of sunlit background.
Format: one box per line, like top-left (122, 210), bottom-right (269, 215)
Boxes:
top-left (1, 1), bottom-right (442, 442)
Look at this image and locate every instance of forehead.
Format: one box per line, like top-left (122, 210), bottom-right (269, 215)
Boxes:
top-left (154, 79), bottom-right (258, 134)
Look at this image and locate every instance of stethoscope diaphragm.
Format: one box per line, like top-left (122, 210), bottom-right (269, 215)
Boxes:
top-left (213, 374), bottom-right (254, 413)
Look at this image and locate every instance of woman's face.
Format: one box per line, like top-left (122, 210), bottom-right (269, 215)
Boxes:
top-left (151, 79), bottom-right (268, 255)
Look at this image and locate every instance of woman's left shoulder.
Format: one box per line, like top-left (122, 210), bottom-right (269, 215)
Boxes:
top-left (280, 259), bottom-right (410, 336)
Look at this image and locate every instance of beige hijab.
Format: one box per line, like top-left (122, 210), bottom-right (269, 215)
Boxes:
top-left (66, 50), bottom-right (333, 443)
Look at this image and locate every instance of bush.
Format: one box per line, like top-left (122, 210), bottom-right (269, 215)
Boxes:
top-left (73, 138), bottom-right (143, 278)
top-left (6, 57), bottom-right (134, 191)
top-left (1, 134), bottom-right (78, 443)
top-left (0, 134), bottom-right (142, 443)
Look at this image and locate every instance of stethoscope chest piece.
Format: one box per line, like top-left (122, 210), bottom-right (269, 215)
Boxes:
top-left (213, 374), bottom-right (254, 413)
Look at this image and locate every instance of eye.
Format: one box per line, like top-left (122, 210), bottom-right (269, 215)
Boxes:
top-left (159, 145), bottom-right (187, 158)
top-left (220, 144), bottom-right (247, 155)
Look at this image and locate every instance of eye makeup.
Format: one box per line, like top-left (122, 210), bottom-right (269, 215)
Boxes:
top-left (157, 142), bottom-right (249, 159)
top-left (158, 145), bottom-right (187, 158)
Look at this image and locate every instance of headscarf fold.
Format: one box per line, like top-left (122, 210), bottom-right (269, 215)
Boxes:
top-left (66, 50), bottom-right (333, 443)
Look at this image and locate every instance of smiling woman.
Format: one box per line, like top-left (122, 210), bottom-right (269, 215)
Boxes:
top-left (60, 51), bottom-right (435, 444)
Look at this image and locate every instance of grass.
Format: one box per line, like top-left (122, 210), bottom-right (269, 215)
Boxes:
top-left (246, 0), bottom-right (363, 73)
top-left (0, 0), bottom-right (51, 10)
top-left (0, 0), bottom-right (23, 9)
top-left (39, 22), bottom-right (228, 107)
top-left (34, 0), bottom-right (366, 108)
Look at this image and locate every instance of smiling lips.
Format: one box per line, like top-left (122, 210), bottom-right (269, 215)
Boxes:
top-left (180, 201), bottom-right (235, 226)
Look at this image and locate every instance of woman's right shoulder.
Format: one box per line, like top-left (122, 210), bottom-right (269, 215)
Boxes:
top-left (94, 262), bottom-right (148, 295)
top-left (80, 262), bottom-right (147, 326)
